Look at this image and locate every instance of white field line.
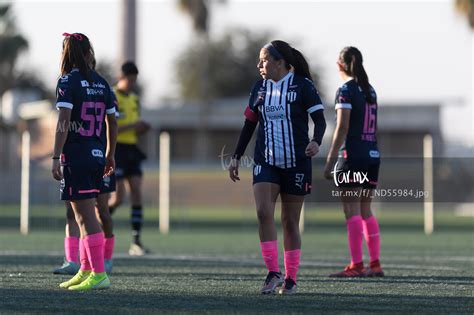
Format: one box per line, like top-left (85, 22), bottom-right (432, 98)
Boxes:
top-left (0, 251), bottom-right (470, 271)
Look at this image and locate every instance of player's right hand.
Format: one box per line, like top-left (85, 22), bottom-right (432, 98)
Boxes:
top-left (104, 156), bottom-right (115, 178)
top-left (229, 158), bottom-right (240, 182)
top-left (52, 159), bottom-right (63, 181)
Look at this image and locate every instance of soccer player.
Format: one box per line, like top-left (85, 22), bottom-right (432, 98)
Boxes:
top-left (53, 90), bottom-right (119, 276)
top-left (108, 61), bottom-right (151, 256)
top-left (323, 46), bottom-right (384, 277)
top-left (51, 32), bottom-right (117, 290)
top-left (229, 40), bottom-right (326, 294)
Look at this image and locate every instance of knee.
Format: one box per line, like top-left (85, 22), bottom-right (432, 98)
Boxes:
top-left (256, 205), bottom-right (274, 224)
top-left (281, 216), bottom-right (299, 235)
top-left (111, 196), bottom-right (123, 208)
top-left (101, 214), bottom-right (113, 229)
top-left (97, 208), bottom-right (110, 222)
top-left (66, 209), bottom-right (76, 221)
top-left (130, 190), bottom-right (141, 203)
top-left (73, 213), bottom-right (85, 226)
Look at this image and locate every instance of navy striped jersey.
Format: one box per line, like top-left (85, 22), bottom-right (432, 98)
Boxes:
top-left (335, 79), bottom-right (379, 159)
top-left (55, 69), bottom-right (116, 164)
top-left (245, 72), bottom-right (324, 168)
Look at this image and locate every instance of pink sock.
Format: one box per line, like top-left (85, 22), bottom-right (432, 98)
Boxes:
top-left (347, 215), bottom-right (364, 265)
top-left (64, 236), bottom-right (79, 264)
top-left (83, 232), bottom-right (105, 274)
top-left (104, 236), bottom-right (115, 260)
top-left (363, 216), bottom-right (381, 263)
top-left (79, 238), bottom-right (91, 271)
top-left (260, 240), bottom-right (280, 273)
top-left (284, 249), bottom-right (301, 281)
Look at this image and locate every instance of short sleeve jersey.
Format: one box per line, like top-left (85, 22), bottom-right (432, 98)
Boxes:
top-left (114, 88), bottom-right (140, 145)
top-left (245, 72), bottom-right (324, 169)
top-left (55, 69), bottom-right (116, 165)
top-left (334, 79), bottom-right (379, 159)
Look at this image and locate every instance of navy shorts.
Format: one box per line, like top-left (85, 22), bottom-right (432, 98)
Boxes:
top-left (100, 174), bottom-right (116, 194)
top-left (115, 143), bottom-right (145, 179)
top-left (335, 157), bottom-right (380, 189)
top-left (253, 160), bottom-right (312, 196)
top-left (60, 164), bottom-right (103, 201)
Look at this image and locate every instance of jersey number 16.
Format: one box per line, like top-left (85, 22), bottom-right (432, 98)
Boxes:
top-left (363, 103), bottom-right (377, 135)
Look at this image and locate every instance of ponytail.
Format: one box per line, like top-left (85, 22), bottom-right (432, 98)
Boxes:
top-left (340, 46), bottom-right (374, 104)
top-left (267, 40), bottom-right (313, 81)
top-left (290, 47), bottom-right (312, 81)
top-left (60, 33), bottom-right (95, 81)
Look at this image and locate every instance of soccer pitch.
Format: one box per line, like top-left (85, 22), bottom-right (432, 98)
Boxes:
top-left (0, 206), bottom-right (473, 313)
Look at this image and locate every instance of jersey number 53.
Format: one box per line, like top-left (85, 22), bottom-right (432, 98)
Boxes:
top-left (80, 102), bottom-right (106, 137)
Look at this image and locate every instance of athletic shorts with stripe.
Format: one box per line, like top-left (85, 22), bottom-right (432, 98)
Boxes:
top-left (60, 163), bottom-right (104, 201)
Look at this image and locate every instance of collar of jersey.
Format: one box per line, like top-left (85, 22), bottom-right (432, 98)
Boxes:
top-left (344, 76), bottom-right (354, 84)
top-left (267, 71), bottom-right (293, 85)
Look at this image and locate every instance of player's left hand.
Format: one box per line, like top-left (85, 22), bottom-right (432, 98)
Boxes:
top-left (104, 156), bottom-right (115, 178)
top-left (305, 140), bottom-right (320, 157)
top-left (52, 159), bottom-right (63, 181)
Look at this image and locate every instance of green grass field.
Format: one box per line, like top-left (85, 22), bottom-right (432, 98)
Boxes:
top-left (1, 206), bottom-right (473, 313)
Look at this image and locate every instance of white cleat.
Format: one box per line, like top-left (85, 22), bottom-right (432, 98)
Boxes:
top-left (278, 278), bottom-right (297, 295)
top-left (260, 271), bottom-right (284, 294)
top-left (128, 243), bottom-right (151, 256)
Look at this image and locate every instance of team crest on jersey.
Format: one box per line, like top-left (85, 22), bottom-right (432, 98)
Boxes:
top-left (58, 88), bottom-right (66, 97)
top-left (287, 91), bottom-right (297, 102)
top-left (81, 80), bottom-right (90, 87)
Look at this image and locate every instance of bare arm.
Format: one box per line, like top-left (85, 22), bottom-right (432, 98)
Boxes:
top-left (104, 113), bottom-right (118, 177)
top-left (52, 108), bottom-right (71, 180)
top-left (53, 108), bottom-right (72, 157)
top-left (305, 110), bottom-right (327, 157)
top-left (229, 119), bottom-right (258, 182)
top-left (324, 109), bottom-right (350, 179)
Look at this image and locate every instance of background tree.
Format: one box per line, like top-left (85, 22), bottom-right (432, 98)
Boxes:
top-left (175, 28), bottom-right (324, 101)
top-left (0, 4), bottom-right (28, 96)
top-left (177, 0), bottom-right (212, 161)
top-left (178, 0), bottom-right (209, 33)
top-left (176, 28), bottom-right (268, 100)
